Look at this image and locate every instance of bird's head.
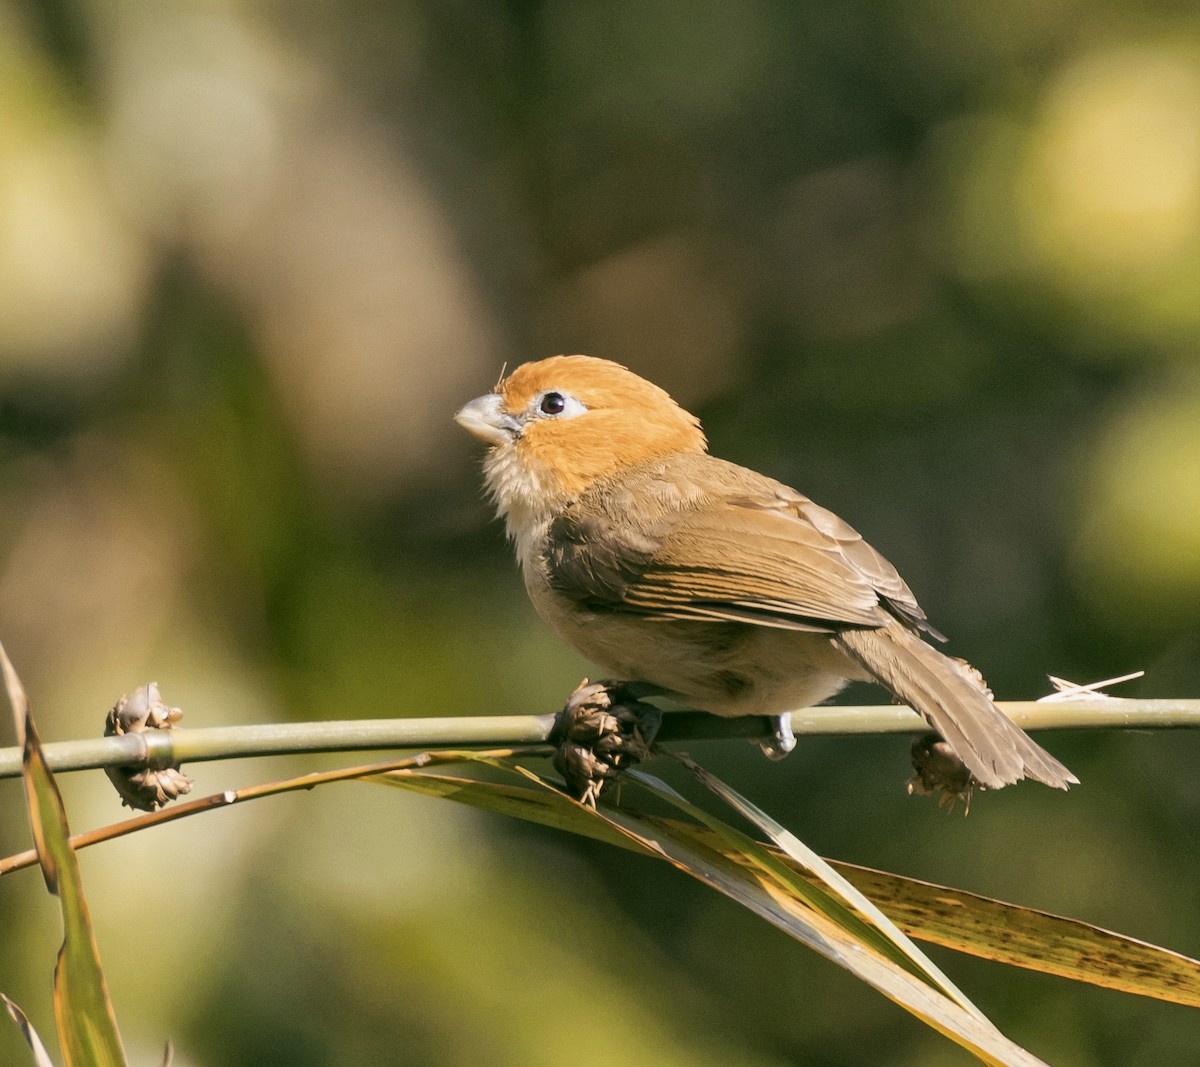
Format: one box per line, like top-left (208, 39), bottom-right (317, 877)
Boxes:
top-left (456, 355), bottom-right (706, 531)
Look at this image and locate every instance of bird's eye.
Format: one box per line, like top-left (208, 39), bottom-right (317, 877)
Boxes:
top-left (531, 389), bottom-right (587, 421)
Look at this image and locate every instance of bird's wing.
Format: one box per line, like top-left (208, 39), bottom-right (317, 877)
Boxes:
top-left (544, 457), bottom-right (940, 637)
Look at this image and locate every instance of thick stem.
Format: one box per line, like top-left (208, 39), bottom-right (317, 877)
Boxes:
top-left (2, 698), bottom-right (1199, 780)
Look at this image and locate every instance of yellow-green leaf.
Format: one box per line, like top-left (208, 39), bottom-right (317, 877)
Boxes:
top-left (1, 643), bottom-right (127, 1067)
top-left (828, 861), bottom-right (1200, 1007)
top-left (373, 761), bottom-right (1046, 1066)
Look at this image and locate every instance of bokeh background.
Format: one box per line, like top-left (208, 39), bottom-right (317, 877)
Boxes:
top-left (2, 2), bottom-right (1199, 1064)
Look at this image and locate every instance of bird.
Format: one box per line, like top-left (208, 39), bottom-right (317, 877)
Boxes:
top-left (455, 355), bottom-right (1076, 793)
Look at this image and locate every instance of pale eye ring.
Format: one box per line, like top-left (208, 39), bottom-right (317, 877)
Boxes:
top-left (539, 391), bottom-right (566, 416)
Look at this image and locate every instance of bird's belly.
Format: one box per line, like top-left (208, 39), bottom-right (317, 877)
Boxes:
top-left (531, 589), bottom-right (859, 716)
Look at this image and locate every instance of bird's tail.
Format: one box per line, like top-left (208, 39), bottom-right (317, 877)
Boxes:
top-left (833, 623), bottom-right (1077, 791)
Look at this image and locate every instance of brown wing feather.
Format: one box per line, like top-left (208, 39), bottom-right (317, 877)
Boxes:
top-left (544, 454), bottom-right (936, 635)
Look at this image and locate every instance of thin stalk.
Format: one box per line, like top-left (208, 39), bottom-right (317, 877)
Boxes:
top-left (1, 698), bottom-right (1199, 781)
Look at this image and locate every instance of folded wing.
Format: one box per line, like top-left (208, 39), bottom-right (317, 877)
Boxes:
top-left (545, 455), bottom-right (938, 638)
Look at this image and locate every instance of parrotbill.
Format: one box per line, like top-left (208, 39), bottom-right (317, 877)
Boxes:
top-left (456, 355), bottom-right (1075, 792)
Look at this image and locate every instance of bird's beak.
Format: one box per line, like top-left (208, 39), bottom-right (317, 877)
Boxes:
top-left (455, 392), bottom-right (522, 446)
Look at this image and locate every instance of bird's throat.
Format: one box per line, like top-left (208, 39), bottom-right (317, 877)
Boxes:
top-left (482, 444), bottom-right (569, 572)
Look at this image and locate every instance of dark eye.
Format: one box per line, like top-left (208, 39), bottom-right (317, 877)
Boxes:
top-left (539, 392), bottom-right (566, 415)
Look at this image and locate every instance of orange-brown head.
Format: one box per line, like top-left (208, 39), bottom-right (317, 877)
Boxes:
top-left (456, 355), bottom-right (706, 537)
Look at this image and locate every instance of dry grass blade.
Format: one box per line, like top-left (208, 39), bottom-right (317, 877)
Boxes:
top-left (0, 749), bottom-right (544, 876)
top-left (1, 642), bottom-right (128, 1067)
top-left (2, 994), bottom-right (55, 1067)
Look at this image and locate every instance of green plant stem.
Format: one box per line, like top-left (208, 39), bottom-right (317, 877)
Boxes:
top-left (1, 698), bottom-right (1198, 781)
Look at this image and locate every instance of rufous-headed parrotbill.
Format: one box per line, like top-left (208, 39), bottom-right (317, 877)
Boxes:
top-left (456, 355), bottom-right (1076, 792)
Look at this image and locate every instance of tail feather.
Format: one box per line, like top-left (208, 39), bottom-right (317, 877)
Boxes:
top-left (833, 623), bottom-right (1077, 791)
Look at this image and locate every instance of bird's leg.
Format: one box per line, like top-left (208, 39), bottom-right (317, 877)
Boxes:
top-left (758, 714), bottom-right (797, 760)
top-left (550, 679), bottom-right (663, 805)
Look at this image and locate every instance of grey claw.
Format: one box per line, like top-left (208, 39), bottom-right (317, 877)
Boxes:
top-left (758, 714), bottom-right (796, 760)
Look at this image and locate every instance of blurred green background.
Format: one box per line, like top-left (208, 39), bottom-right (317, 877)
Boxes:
top-left (2, 1), bottom-right (1199, 1064)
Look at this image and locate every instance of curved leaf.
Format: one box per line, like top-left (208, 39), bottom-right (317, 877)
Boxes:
top-left (1, 643), bottom-right (127, 1067)
top-left (371, 760), bottom-right (1045, 1066)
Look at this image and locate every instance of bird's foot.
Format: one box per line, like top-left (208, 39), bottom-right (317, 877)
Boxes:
top-left (758, 714), bottom-right (797, 760)
top-left (550, 679), bottom-right (663, 805)
top-left (906, 736), bottom-right (977, 814)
